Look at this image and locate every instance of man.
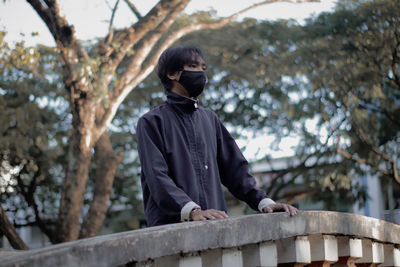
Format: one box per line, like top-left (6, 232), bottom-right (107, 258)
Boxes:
top-left (137, 45), bottom-right (298, 227)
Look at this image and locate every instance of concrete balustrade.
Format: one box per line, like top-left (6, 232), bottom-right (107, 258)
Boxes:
top-left (1, 211), bottom-right (400, 267)
top-left (276, 236), bottom-right (311, 266)
top-left (309, 234), bottom-right (338, 266)
top-left (336, 237), bottom-right (363, 266)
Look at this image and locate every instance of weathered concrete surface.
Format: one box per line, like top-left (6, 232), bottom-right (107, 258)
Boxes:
top-left (1, 211), bottom-right (400, 267)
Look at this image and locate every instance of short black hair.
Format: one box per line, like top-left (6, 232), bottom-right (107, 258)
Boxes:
top-left (157, 45), bottom-right (205, 91)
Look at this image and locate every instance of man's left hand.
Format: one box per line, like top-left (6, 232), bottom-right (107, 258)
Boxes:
top-left (263, 203), bottom-right (298, 216)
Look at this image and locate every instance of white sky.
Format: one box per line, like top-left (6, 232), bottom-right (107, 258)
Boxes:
top-left (0, 0), bottom-right (337, 160)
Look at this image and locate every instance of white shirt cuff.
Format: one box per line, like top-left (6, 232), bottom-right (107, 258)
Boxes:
top-left (181, 201), bottom-right (201, 222)
top-left (258, 198), bottom-right (276, 213)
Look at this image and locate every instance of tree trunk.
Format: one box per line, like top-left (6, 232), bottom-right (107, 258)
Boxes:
top-left (79, 130), bottom-right (123, 238)
top-left (55, 100), bottom-right (96, 243)
top-left (0, 204), bottom-right (28, 250)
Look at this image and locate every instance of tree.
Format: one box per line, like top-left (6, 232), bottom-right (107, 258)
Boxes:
top-left (1, 0), bottom-right (320, 244)
top-left (0, 32), bottom-right (68, 246)
top-left (292, 0), bottom-right (400, 183)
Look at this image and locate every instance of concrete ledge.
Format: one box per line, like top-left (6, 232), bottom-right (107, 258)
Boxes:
top-left (2, 211), bottom-right (400, 267)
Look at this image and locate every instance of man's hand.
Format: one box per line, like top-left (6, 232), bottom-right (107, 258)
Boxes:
top-left (190, 208), bottom-right (228, 221)
top-left (263, 203), bottom-right (298, 216)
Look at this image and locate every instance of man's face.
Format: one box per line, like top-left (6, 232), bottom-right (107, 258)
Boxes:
top-left (167, 56), bottom-right (207, 97)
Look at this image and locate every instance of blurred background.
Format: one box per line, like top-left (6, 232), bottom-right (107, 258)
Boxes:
top-left (0, 0), bottom-right (399, 249)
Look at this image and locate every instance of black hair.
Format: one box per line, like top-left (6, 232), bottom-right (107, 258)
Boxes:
top-left (157, 45), bottom-right (205, 91)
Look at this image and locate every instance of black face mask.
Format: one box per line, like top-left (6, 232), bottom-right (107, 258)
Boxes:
top-left (178, 70), bottom-right (207, 98)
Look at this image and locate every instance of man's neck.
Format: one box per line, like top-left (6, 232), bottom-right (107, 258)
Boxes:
top-left (171, 82), bottom-right (190, 98)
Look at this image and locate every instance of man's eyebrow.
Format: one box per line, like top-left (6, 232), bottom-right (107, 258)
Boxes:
top-left (188, 59), bottom-right (201, 64)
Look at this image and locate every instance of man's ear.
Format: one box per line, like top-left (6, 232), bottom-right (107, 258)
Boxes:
top-left (167, 71), bottom-right (181, 81)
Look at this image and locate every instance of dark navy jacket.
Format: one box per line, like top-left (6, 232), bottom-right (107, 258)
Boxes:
top-left (136, 91), bottom-right (267, 226)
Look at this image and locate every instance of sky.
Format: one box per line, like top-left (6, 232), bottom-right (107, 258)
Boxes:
top-left (0, 0), bottom-right (338, 160)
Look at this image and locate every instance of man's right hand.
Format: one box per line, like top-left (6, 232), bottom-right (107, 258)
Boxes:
top-left (190, 208), bottom-right (228, 221)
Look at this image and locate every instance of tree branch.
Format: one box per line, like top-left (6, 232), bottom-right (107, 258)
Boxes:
top-left (113, 0), bottom-right (188, 96)
top-left (279, 189), bottom-right (317, 204)
top-left (99, 0), bottom-right (188, 74)
top-left (26, 0), bottom-right (88, 97)
top-left (124, 0), bottom-right (142, 19)
top-left (26, 0), bottom-right (76, 48)
top-left (270, 171), bottom-right (302, 200)
top-left (0, 204), bottom-right (28, 250)
top-left (336, 135), bottom-right (399, 183)
top-left (355, 125), bottom-right (399, 184)
top-left (106, 0), bottom-right (121, 44)
top-left (15, 165), bottom-right (56, 243)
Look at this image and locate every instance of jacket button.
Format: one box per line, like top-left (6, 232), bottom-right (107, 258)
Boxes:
top-left (205, 165), bottom-right (208, 170)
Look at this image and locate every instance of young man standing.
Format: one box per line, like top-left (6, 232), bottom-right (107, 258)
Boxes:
top-left (137, 46), bottom-right (298, 227)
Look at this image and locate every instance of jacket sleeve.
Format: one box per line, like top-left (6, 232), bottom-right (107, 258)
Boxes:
top-left (215, 117), bottom-right (267, 211)
top-left (137, 116), bottom-right (193, 218)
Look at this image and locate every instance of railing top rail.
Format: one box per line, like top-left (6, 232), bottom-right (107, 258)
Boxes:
top-left (2, 211), bottom-right (399, 267)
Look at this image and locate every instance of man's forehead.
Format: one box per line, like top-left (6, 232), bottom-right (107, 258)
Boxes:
top-left (190, 56), bottom-right (206, 64)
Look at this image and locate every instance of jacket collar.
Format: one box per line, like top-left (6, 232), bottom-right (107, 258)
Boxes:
top-left (166, 91), bottom-right (199, 113)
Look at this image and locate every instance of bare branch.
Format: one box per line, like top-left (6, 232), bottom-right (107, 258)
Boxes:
top-left (336, 136), bottom-right (399, 183)
top-left (124, 0), bottom-right (142, 19)
top-left (15, 165), bottom-right (56, 243)
top-left (106, 0), bottom-right (121, 44)
top-left (279, 189), bottom-right (317, 204)
top-left (26, 0), bottom-right (88, 97)
top-left (113, 0), bottom-right (187, 96)
top-left (356, 126), bottom-right (399, 184)
top-left (26, 0), bottom-right (75, 48)
top-left (100, 0), bottom-right (189, 73)
top-left (0, 204), bottom-right (29, 250)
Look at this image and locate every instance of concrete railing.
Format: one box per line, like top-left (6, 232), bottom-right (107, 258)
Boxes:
top-left (1, 211), bottom-right (400, 267)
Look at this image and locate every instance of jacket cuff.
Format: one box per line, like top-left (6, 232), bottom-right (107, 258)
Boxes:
top-left (181, 201), bottom-right (201, 222)
top-left (258, 198), bottom-right (276, 212)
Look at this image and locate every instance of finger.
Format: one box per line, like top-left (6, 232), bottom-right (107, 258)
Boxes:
top-left (264, 206), bottom-right (273, 213)
top-left (282, 204), bottom-right (290, 213)
top-left (289, 206), bottom-right (299, 216)
top-left (285, 204), bottom-right (297, 216)
top-left (220, 211), bottom-right (229, 218)
top-left (212, 210), bottom-right (228, 219)
top-left (209, 209), bottom-right (228, 218)
top-left (209, 212), bottom-right (224, 219)
top-left (203, 212), bottom-right (216, 220)
top-left (199, 215), bottom-right (207, 221)
top-left (289, 207), bottom-right (294, 216)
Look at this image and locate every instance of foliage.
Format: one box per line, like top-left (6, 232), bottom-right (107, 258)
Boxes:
top-left (0, 32), bottom-right (66, 234)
